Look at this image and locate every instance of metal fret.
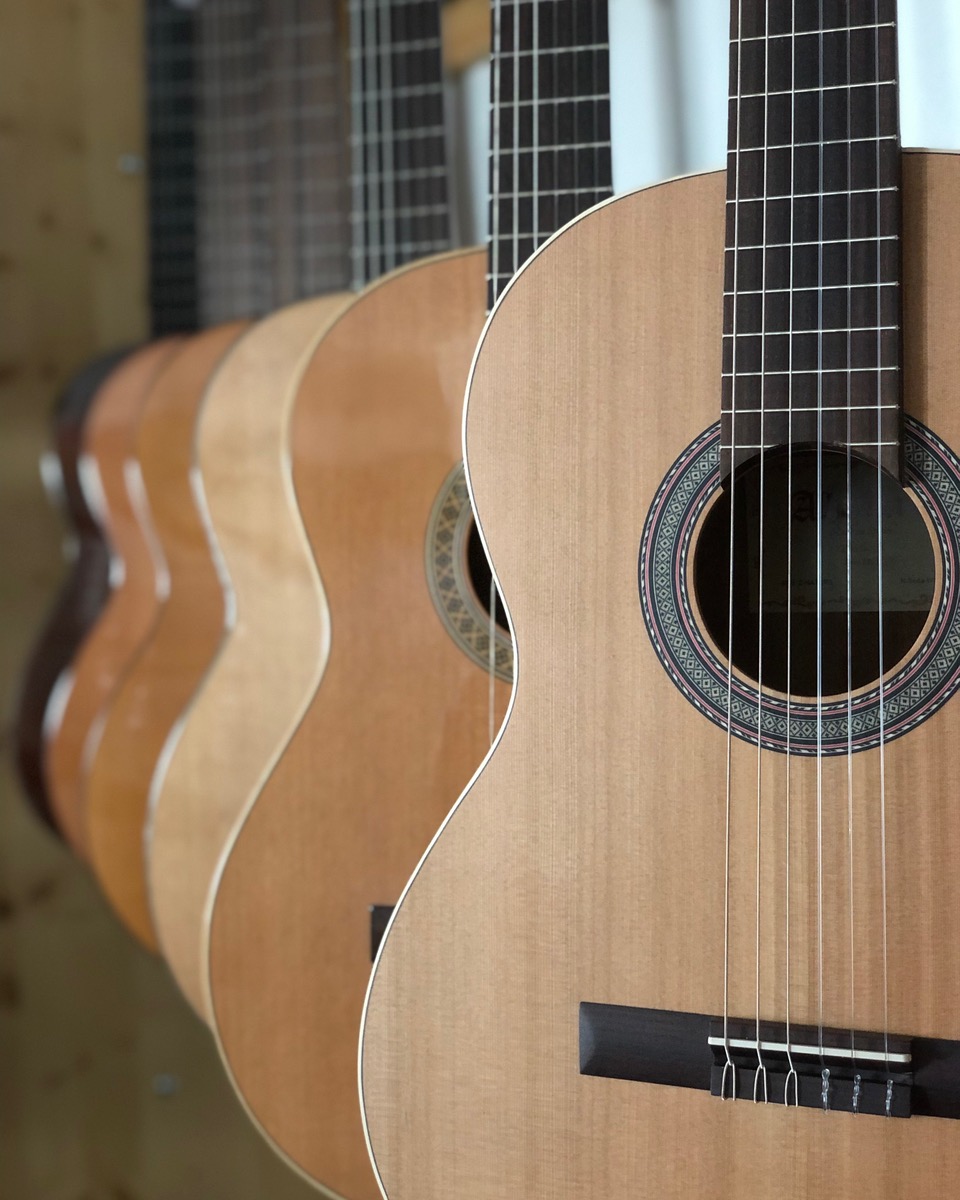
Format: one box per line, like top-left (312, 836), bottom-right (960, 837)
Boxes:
top-left (726, 282), bottom-right (899, 296)
top-left (351, 126), bottom-right (446, 143)
top-left (726, 325), bottom-right (899, 337)
top-left (733, 79), bottom-right (897, 99)
top-left (739, 23), bottom-right (895, 42)
top-left (724, 367), bottom-right (899, 378)
top-left (496, 94), bottom-right (609, 107)
top-left (729, 236), bottom-right (899, 251)
top-left (721, 441), bottom-right (899, 451)
top-left (490, 141), bottom-right (611, 155)
top-left (727, 187), bottom-right (897, 203)
top-left (357, 82), bottom-right (445, 101)
top-left (741, 134), bottom-right (898, 151)
top-left (730, 404), bottom-right (900, 414)
top-left (348, 37), bottom-right (441, 56)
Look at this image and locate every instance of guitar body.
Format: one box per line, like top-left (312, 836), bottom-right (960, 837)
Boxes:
top-left (206, 250), bottom-right (511, 1197)
top-left (14, 348), bottom-right (130, 832)
top-left (361, 153), bottom-right (960, 1197)
top-left (86, 323), bottom-right (247, 950)
top-left (147, 293), bottom-right (351, 1015)
top-left (46, 339), bottom-right (180, 854)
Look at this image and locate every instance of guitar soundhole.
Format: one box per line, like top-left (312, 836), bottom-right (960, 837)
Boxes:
top-left (693, 448), bottom-right (936, 698)
top-left (466, 522), bottom-right (509, 633)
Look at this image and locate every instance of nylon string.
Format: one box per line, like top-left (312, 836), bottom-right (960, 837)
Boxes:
top-left (816, 0), bottom-right (826, 1074)
top-left (874, 0), bottom-right (892, 1084)
top-left (721, 0), bottom-right (746, 1101)
top-left (783, 0), bottom-right (798, 1107)
top-left (844, 9), bottom-right (859, 1092)
top-left (752, 0), bottom-right (771, 1105)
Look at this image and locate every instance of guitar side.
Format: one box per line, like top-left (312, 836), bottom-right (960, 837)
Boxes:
top-left (46, 339), bottom-right (180, 854)
top-left (13, 349), bottom-right (130, 833)
top-left (205, 249), bottom-right (510, 1199)
top-left (85, 323), bottom-right (247, 950)
top-left (147, 293), bottom-right (351, 1016)
top-left (360, 155), bottom-right (960, 1199)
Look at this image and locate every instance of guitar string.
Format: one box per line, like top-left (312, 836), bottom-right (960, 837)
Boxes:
top-left (752, 0), bottom-right (771, 1105)
top-left (401, 0), bottom-right (413, 265)
top-left (485, 0), bottom-right (504, 743)
top-left (366, 0), bottom-right (380, 283)
top-left (874, 0), bottom-right (891, 1084)
top-left (721, 0), bottom-right (745, 1101)
top-left (783, 0), bottom-right (798, 1107)
top-left (375, 0), bottom-right (385, 277)
top-left (205, 0), bottom-right (225, 322)
top-left (573, 0), bottom-right (580, 222)
top-left (488, 0), bottom-right (519, 746)
top-left (512, 0), bottom-right (520, 307)
top-left (374, 0), bottom-right (388, 271)
top-left (592, 0), bottom-right (601, 213)
top-left (552, 0), bottom-right (559, 264)
top-left (816, 0), bottom-right (826, 1073)
top-left (395, 0), bottom-right (407, 259)
top-left (349, 0), bottom-right (364, 289)
top-left (490, 0), bottom-right (502, 311)
top-left (844, 9), bottom-right (858, 1085)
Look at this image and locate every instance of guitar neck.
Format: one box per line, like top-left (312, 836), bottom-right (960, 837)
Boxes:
top-left (195, 0), bottom-right (351, 323)
top-left (146, 0), bottom-right (200, 335)
top-left (146, 0), bottom-right (351, 332)
top-left (348, 0), bottom-right (452, 289)
top-left (487, 0), bottom-right (613, 311)
top-left (261, 0), bottom-right (352, 307)
top-left (722, 0), bottom-right (903, 481)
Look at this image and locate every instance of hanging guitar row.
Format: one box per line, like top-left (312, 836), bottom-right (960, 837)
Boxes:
top-left (14, 0), bottom-right (960, 1197)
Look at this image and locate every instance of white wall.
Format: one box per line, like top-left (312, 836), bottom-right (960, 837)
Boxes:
top-left (458, 0), bottom-right (960, 242)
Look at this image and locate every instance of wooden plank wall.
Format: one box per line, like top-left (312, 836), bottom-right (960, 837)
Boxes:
top-left (0, 1), bottom-right (489, 1196)
top-left (0, 2), bottom-right (323, 1197)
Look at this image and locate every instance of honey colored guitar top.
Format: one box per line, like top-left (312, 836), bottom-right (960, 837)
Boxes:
top-left (46, 339), bottom-right (181, 855)
top-left (147, 293), bottom-right (351, 1016)
top-left (361, 154), bottom-right (960, 1198)
top-left (85, 322), bottom-right (248, 950)
top-left (206, 250), bottom-right (511, 1199)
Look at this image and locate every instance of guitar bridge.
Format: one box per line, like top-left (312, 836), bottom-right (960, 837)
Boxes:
top-left (579, 1002), bottom-right (960, 1120)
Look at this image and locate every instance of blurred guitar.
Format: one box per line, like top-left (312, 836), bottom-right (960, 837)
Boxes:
top-left (207, 2), bottom-right (611, 1195)
top-left (13, 348), bottom-right (130, 835)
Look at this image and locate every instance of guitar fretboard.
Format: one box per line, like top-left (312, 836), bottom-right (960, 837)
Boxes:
top-left (349, 0), bottom-right (452, 289)
top-left (146, 0), bottom-right (351, 332)
top-left (196, 0), bottom-right (351, 323)
top-left (147, 0), bottom-right (199, 334)
top-left (721, 0), bottom-right (902, 481)
top-left (488, 0), bottom-right (613, 311)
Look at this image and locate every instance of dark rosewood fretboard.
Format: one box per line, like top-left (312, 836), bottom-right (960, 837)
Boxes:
top-left (349, 0), bottom-right (452, 289)
top-left (488, 0), bottom-right (613, 311)
top-left (721, 0), bottom-right (902, 482)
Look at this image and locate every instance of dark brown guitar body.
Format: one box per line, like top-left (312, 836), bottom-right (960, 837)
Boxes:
top-left (13, 348), bottom-right (131, 833)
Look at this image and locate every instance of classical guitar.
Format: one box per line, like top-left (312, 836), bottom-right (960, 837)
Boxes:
top-left (145, 0), bottom-right (353, 1017)
top-left (362, 3), bottom-right (960, 1197)
top-left (38, 0), bottom-right (246, 867)
top-left (206, 3), bottom-right (611, 1195)
top-left (13, 348), bottom-right (130, 835)
top-left (45, 339), bottom-right (181, 854)
top-left (82, 0), bottom-right (355, 951)
top-left (84, 322), bottom-right (249, 950)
